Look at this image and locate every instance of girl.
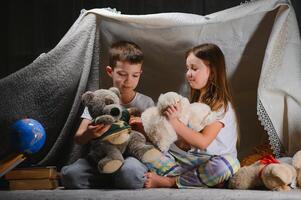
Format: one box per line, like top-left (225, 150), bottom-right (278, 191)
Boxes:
top-left (144, 43), bottom-right (240, 188)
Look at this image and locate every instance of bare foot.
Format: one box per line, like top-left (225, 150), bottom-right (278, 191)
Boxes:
top-left (144, 172), bottom-right (176, 188)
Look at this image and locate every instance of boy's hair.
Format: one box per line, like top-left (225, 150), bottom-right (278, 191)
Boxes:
top-left (186, 43), bottom-right (232, 112)
top-left (109, 41), bottom-right (144, 68)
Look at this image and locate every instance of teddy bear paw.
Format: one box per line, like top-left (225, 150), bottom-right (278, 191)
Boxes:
top-left (100, 160), bottom-right (123, 173)
top-left (95, 115), bottom-right (115, 125)
top-left (142, 148), bottom-right (162, 163)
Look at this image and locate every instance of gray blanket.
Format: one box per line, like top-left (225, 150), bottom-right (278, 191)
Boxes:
top-left (0, 13), bottom-right (100, 166)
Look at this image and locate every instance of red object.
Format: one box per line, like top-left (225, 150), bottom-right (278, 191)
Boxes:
top-left (259, 155), bottom-right (279, 165)
top-left (258, 155), bottom-right (279, 179)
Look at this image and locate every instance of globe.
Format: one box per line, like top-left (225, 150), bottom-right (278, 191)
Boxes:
top-left (11, 118), bottom-right (46, 154)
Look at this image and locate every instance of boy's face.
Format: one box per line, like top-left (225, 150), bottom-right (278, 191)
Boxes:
top-left (106, 61), bottom-right (142, 94)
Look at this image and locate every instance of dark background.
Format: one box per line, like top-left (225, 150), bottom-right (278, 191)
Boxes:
top-left (1, 0), bottom-right (300, 79)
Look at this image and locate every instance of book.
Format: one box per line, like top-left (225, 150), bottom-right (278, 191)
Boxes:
top-left (8, 178), bottom-right (59, 190)
top-left (0, 153), bottom-right (26, 178)
top-left (5, 166), bottom-right (58, 180)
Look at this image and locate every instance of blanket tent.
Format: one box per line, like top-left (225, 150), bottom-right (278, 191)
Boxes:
top-left (0, 0), bottom-right (300, 169)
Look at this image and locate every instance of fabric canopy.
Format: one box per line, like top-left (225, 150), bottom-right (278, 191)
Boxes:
top-left (0, 0), bottom-right (300, 167)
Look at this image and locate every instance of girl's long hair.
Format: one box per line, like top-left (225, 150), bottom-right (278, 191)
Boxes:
top-left (186, 43), bottom-right (232, 112)
top-left (186, 43), bottom-right (240, 146)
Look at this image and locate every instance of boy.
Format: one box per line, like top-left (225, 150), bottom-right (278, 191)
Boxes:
top-left (61, 41), bottom-right (154, 189)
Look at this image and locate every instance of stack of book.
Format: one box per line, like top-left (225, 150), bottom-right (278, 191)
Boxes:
top-left (4, 166), bottom-right (59, 190)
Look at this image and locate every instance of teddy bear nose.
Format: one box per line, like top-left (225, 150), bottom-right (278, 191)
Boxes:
top-left (110, 107), bottom-right (120, 116)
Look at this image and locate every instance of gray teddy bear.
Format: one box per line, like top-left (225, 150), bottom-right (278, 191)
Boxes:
top-left (82, 87), bottom-right (161, 174)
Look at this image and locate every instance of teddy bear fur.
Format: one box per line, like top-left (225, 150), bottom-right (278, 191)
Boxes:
top-left (82, 87), bottom-right (161, 174)
top-left (292, 150), bottom-right (301, 187)
top-left (141, 91), bottom-right (219, 152)
top-left (229, 152), bottom-right (301, 191)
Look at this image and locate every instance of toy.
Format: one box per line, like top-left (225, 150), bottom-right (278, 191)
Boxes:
top-left (141, 91), bottom-right (219, 152)
top-left (11, 118), bottom-right (46, 154)
top-left (82, 87), bottom-right (161, 174)
top-left (292, 150), bottom-right (301, 188)
top-left (229, 154), bottom-right (299, 191)
top-left (240, 143), bottom-right (274, 167)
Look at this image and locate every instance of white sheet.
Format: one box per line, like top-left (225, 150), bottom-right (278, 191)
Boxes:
top-left (78, 0), bottom-right (301, 158)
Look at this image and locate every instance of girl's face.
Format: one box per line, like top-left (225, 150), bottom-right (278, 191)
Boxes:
top-left (185, 53), bottom-right (210, 90)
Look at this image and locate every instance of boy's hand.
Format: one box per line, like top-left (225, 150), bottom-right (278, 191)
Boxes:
top-left (86, 123), bottom-right (111, 139)
top-left (129, 116), bottom-right (144, 132)
top-left (127, 107), bottom-right (141, 117)
top-left (129, 116), bottom-right (142, 124)
top-left (129, 116), bottom-right (149, 139)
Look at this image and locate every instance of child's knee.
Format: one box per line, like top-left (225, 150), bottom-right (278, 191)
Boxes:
top-left (60, 163), bottom-right (89, 189)
top-left (60, 165), bottom-right (79, 188)
top-left (199, 155), bottom-right (240, 187)
top-left (146, 153), bottom-right (179, 176)
top-left (114, 157), bottom-right (147, 189)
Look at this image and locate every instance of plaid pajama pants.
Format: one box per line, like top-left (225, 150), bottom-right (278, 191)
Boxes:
top-left (146, 149), bottom-right (240, 188)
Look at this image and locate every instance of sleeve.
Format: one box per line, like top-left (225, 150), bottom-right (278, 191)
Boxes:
top-left (148, 97), bottom-right (155, 107)
top-left (218, 117), bottom-right (226, 128)
top-left (217, 106), bottom-right (231, 128)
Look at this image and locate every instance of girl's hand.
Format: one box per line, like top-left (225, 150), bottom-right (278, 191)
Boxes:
top-left (86, 123), bottom-right (111, 139)
top-left (163, 103), bottom-right (181, 125)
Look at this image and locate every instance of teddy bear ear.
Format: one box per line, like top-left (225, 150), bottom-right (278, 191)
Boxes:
top-left (292, 150), bottom-right (301, 169)
top-left (81, 91), bottom-right (94, 105)
top-left (109, 87), bottom-right (121, 98)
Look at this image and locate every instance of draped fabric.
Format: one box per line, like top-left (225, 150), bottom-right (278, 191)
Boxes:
top-left (0, 11), bottom-right (101, 166)
top-left (0, 0), bottom-right (300, 167)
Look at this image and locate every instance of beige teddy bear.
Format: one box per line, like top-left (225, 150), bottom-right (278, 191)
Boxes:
top-left (229, 152), bottom-right (301, 191)
top-left (292, 150), bottom-right (301, 187)
top-left (141, 91), bottom-right (219, 152)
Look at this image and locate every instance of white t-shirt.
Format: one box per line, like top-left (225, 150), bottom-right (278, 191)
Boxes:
top-left (81, 92), bottom-right (154, 120)
top-left (170, 103), bottom-right (238, 158)
top-left (203, 104), bottom-right (238, 158)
